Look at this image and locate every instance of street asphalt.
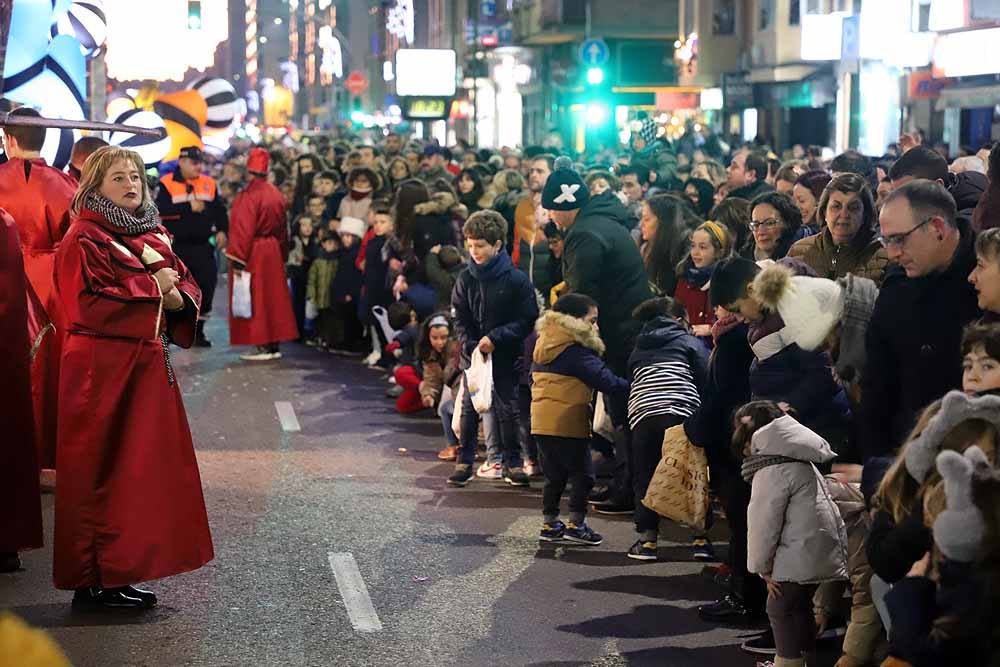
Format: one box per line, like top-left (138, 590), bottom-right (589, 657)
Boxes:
top-left (1, 311), bottom-right (845, 667)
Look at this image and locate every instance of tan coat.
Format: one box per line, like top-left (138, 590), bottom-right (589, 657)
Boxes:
top-left (787, 226), bottom-right (890, 285)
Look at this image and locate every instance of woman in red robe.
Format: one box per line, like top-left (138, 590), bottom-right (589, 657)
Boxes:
top-left (53, 146), bottom-right (213, 609)
top-left (225, 148), bottom-right (299, 360)
top-left (0, 209), bottom-right (44, 573)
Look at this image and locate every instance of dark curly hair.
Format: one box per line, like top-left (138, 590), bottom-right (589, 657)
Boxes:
top-left (749, 191), bottom-right (803, 259)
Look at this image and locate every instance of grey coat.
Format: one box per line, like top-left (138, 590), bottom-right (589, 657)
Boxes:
top-left (747, 415), bottom-right (849, 584)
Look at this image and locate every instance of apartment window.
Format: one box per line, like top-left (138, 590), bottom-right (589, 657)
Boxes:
top-left (713, 0), bottom-right (735, 34)
top-left (760, 0), bottom-right (773, 29)
top-left (790, 0), bottom-right (800, 24)
top-left (912, 0), bottom-right (931, 32)
top-left (806, 0), bottom-right (823, 13)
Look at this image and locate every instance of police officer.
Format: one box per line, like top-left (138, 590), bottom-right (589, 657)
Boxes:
top-left (156, 146), bottom-right (228, 347)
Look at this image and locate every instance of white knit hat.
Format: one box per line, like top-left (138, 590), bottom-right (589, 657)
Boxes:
top-left (339, 216), bottom-right (366, 239)
top-left (753, 263), bottom-right (845, 351)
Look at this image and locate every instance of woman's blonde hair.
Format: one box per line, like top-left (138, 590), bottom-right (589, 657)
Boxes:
top-left (874, 399), bottom-right (1000, 524)
top-left (71, 145), bottom-right (152, 215)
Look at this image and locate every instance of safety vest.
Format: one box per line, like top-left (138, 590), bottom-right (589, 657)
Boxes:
top-left (159, 172), bottom-right (217, 204)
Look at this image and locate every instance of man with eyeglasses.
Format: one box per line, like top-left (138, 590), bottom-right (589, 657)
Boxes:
top-left (859, 179), bottom-right (981, 462)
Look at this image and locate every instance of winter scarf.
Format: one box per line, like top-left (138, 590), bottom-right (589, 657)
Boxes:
top-left (711, 313), bottom-right (744, 344)
top-left (348, 188), bottom-right (372, 200)
top-left (684, 260), bottom-right (715, 288)
top-left (85, 192), bottom-right (160, 235)
top-left (741, 454), bottom-right (803, 482)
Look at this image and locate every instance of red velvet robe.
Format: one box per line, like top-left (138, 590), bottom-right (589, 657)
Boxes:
top-left (0, 210), bottom-right (43, 554)
top-left (226, 177), bottom-right (298, 346)
top-left (0, 157), bottom-right (76, 470)
top-left (52, 207), bottom-right (214, 590)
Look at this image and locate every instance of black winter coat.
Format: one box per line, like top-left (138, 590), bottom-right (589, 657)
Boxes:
top-left (562, 191), bottom-right (651, 369)
top-left (330, 244), bottom-right (363, 302)
top-left (363, 235), bottom-right (393, 308)
top-left (452, 249), bottom-right (539, 368)
top-left (859, 219), bottom-right (982, 460)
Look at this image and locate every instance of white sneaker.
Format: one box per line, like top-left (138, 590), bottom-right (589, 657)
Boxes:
top-left (240, 350), bottom-right (280, 361)
top-left (476, 461), bottom-right (503, 479)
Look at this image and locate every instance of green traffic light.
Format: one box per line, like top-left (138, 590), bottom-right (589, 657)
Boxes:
top-left (586, 67), bottom-right (604, 85)
top-left (585, 103), bottom-right (609, 126)
top-left (350, 110), bottom-right (365, 124)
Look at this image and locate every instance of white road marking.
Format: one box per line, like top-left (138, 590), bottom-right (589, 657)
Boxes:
top-left (274, 401), bottom-right (301, 432)
top-left (328, 552), bottom-right (383, 633)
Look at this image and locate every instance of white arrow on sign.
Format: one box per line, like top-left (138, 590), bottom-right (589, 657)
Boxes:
top-left (587, 43), bottom-right (602, 63)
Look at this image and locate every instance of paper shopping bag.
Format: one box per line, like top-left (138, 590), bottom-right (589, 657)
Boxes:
top-left (642, 424), bottom-right (710, 530)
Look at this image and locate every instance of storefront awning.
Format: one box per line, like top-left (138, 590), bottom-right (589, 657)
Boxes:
top-left (936, 85), bottom-right (1000, 110)
top-left (749, 64), bottom-right (820, 84)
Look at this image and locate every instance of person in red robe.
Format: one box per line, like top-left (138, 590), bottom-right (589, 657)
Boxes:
top-left (53, 146), bottom-right (213, 609)
top-left (225, 147), bottom-right (298, 360)
top-left (0, 208), bottom-right (44, 573)
top-left (0, 107), bottom-right (77, 478)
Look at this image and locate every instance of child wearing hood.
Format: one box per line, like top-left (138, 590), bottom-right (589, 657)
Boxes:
top-left (736, 401), bottom-right (849, 667)
top-left (531, 293), bottom-right (629, 545)
top-left (625, 297), bottom-right (708, 562)
top-left (337, 167), bottom-right (379, 222)
top-left (329, 217), bottom-right (366, 354)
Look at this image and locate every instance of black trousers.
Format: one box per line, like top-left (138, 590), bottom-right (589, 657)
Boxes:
top-left (517, 386), bottom-right (538, 462)
top-left (334, 300), bottom-right (364, 350)
top-left (175, 243), bottom-right (217, 317)
top-left (535, 435), bottom-right (594, 519)
top-left (288, 266), bottom-right (308, 335)
top-left (716, 464), bottom-right (767, 612)
top-left (630, 413), bottom-right (685, 533)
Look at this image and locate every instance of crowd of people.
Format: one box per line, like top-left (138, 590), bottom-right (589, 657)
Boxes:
top-left (4, 102), bottom-right (1000, 667)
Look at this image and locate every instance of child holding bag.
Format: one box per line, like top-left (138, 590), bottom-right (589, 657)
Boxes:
top-left (736, 401), bottom-right (849, 667)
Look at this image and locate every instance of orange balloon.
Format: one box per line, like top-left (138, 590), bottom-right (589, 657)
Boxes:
top-left (153, 90), bottom-right (208, 161)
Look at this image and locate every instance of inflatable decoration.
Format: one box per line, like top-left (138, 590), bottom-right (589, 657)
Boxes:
top-left (50, 1), bottom-right (107, 58)
top-left (189, 76), bottom-right (238, 130)
top-left (40, 126), bottom-right (81, 171)
top-left (152, 90), bottom-right (208, 162)
top-left (107, 109), bottom-right (170, 167)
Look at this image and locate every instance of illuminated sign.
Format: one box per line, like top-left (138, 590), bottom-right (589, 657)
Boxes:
top-left (402, 97), bottom-right (452, 120)
top-left (395, 49), bottom-right (457, 97)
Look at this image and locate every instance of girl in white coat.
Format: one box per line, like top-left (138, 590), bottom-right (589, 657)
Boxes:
top-left (734, 401), bottom-right (849, 667)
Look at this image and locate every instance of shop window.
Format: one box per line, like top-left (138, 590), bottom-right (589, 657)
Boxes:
top-left (760, 0), bottom-right (773, 29)
top-left (790, 0), bottom-right (801, 24)
top-left (713, 0), bottom-right (735, 34)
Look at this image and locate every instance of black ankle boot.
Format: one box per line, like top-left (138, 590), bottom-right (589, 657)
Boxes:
top-left (118, 585), bottom-right (157, 607)
top-left (195, 320), bottom-right (212, 348)
top-left (72, 587), bottom-right (151, 610)
top-left (0, 552), bottom-right (21, 573)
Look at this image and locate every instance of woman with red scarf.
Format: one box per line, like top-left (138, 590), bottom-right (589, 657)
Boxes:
top-left (53, 146), bottom-right (213, 609)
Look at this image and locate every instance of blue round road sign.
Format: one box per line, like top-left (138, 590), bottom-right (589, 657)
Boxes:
top-left (579, 38), bottom-right (609, 67)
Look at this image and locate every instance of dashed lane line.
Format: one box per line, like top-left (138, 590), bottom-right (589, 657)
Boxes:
top-left (274, 401), bottom-right (301, 432)
top-left (328, 552), bottom-right (383, 633)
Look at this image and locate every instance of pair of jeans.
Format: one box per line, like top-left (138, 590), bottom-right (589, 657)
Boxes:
top-left (535, 436), bottom-right (594, 519)
top-left (439, 387), bottom-right (498, 454)
top-left (517, 385), bottom-right (538, 463)
top-left (459, 366), bottom-right (522, 468)
top-left (630, 413), bottom-right (685, 533)
top-left (766, 581), bottom-right (818, 663)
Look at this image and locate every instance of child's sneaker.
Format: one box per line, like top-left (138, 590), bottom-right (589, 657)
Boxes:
top-left (539, 520), bottom-right (566, 542)
top-left (476, 461), bottom-right (502, 479)
top-left (446, 464), bottom-right (474, 487)
top-left (627, 539), bottom-right (658, 561)
top-left (564, 522), bottom-right (603, 546)
top-left (691, 535), bottom-right (718, 562)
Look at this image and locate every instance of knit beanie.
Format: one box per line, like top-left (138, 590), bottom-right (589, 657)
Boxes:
top-left (636, 116), bottom-right (658, 145)
top-left (752, 263), bottom-right (844, 352)
top-left (833, 273), bottom-right (879, 383)
top-left (339, 216), bottom-right (366, 239)
top-left (541, 157), bottom-right (589, 211)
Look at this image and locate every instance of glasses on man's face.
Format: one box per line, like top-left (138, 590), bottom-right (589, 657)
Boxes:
top-left (749, 218), bottom-right (782, 231)
top-left (877, 216), bottom-right (934, 249)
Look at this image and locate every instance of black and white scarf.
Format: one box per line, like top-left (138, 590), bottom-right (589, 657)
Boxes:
top-left (85, 192), bottom-right (160, 235)
top-left (741, 454), bottom-right (803, 483)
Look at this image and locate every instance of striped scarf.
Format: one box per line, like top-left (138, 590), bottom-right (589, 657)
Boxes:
top-left (85, 192), bottom-right (160, 235)
top-left (741, 454), bottom-right (803, 482)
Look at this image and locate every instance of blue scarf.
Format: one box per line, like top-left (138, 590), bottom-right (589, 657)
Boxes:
top-left (683, 259), bottom-right (715, 288)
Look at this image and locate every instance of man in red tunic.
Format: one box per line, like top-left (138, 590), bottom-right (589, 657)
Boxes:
top-left (0, 107), bottom-right (77, 478)
top-left (226, 147), bottom-right (298, 360)
top-left (0, 209), bottom-right (44, 573)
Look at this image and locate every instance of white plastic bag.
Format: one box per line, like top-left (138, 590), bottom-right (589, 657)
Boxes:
top-left (231, 271), bottom-right (253, 319)
top-left (305, 299), bottom-right (318, 320)
top-left (465, 349), bottom-right (493, 414)
top-left (593, 392), bottom-right (617, 441)
top-left (450, 383), bottom-right (463, 439)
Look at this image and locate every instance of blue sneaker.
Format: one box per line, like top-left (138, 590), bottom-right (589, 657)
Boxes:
top-left (539, 520), bottom-right (566, 542)
top-left (563, 522), bottom-right (603, 546)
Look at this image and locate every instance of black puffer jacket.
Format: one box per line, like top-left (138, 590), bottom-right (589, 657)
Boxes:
top-left (859, 218), bottom-right (982, 460)
top-left (452, 249), bottom-right (539, 368)
top-left (562, 191), bottom-right (651, 368)
top-left (948, 170), bottom-right (987, 219)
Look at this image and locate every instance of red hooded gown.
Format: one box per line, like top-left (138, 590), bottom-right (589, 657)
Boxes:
top-left (0, 210), bottom-right (44, 554)
top-left (225, 177), bottom-right (298, 346)
top-left (52, 206), bottom-right (214, 590)
top-left (0, 157), bottom-right (76, 470)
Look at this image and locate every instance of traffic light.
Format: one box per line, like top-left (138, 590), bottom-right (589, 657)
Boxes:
top-left (584, 102), bottom-right (609, 127)
top-left (187, 1), bottom-right (202, 30)
top-left (586, 67), bottom-right (604, 86)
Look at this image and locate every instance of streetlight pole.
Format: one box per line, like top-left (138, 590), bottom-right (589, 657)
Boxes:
top-left (471, 0), bottom-right (479, 147)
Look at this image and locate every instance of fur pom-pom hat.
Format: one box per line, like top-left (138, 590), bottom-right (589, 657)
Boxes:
top-left (933, 446), bottom-right (990, 562)
top-left (905, 391), bottom-right (1000, 483)
top-left (752, 263), bottom-right (845, 352)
